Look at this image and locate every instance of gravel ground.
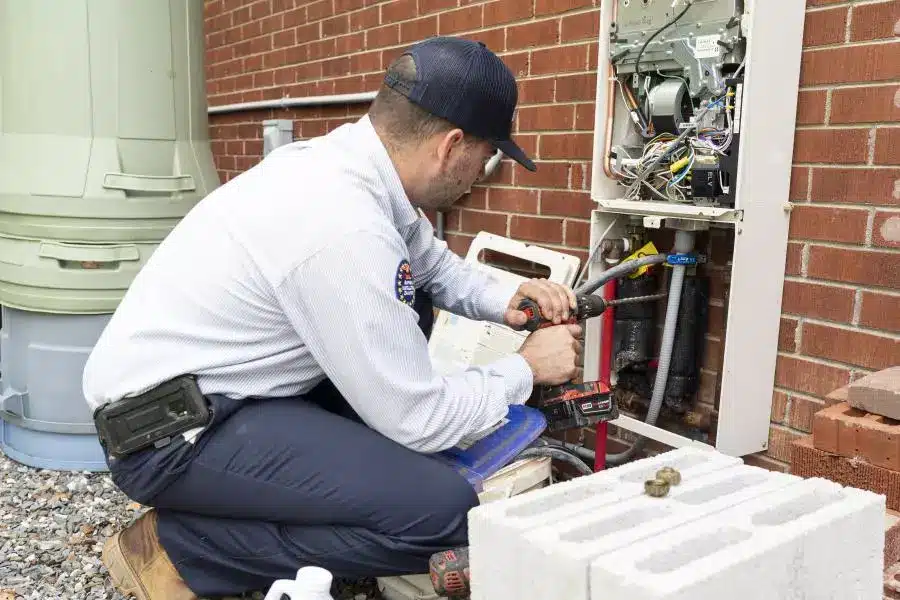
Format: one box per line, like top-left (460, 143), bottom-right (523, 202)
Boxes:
top-left (0, 450), bottom-right (383, 600)
top-left (0, 450), bottom-right (132, 600)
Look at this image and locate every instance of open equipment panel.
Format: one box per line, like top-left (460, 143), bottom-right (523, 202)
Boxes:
top-left (585, 0), bottom-right (806, 457)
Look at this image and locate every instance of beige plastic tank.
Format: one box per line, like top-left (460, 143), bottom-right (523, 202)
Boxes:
top-left (0, 0), bottom-right (219, 244)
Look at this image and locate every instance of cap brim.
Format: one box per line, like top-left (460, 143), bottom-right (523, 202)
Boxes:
top-left (494, 139), bottom-right (536, 172)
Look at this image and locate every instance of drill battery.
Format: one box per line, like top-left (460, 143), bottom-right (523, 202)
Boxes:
top-left (533, 381), bottom-right (618, 432)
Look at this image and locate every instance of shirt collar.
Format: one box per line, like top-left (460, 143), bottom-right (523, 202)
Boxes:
top-left (351, 115), bottom-right (420, 230)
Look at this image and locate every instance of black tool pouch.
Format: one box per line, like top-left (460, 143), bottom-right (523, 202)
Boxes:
top-left (93, 375), bottom-right (211, 457)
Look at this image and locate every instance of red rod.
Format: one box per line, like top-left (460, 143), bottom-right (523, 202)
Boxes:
top-left (594, 278), bottom-right (617, 472)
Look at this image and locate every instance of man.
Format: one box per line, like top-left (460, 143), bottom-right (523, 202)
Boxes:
top-left (84, 36), bottom-right (584, 599)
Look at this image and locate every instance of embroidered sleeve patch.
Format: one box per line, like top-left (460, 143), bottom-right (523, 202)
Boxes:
top-left (395, 259), bottom-right (416, 306)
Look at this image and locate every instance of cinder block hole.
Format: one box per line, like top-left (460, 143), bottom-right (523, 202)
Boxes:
top-left (635, 528), bottom-right (752, 574)
top-left (751, 488), bottom-right (844, 527)
top-left (673, 472), bottom-right (769, 505)
top-left (878, 416), bottom-right (900, 426)
top-left (506, 486), bottom-right (609, 518)
top-left (561, 506), bottom-right (668, 543)
top-left (620, 454), bottom-right (708, 483)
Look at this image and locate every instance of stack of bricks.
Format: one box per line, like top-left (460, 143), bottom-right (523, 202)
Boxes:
top-left (788, 366), bottom-right (900, 597)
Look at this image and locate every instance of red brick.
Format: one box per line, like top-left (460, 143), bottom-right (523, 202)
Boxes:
top-left (540, 133), bottom-right (593, 160)
top-left (810, 168), bottom-right (900, 206)
top-left (350, 7), bottom-right (379, 32)
top-left (401, 15), bottom-right (438, 42)
top-left (556, 73), bottom-right (598, 101)
top-left (500, 52), bottom-right (529, 78)
top-left (509, 215), bottom-right (563, 244)
top-left (419, 0), bottom-right (455, 14)
top-left (850, 1), bottom-right (900, 42)
top-left (307, 0), bottom-right (333, 21)
top-left (507, 20), bottom-right (559, 50)
top-left (460, 209), bottom-right (508, 236)
top-left (875, 211), bottom-right (900, 249)
top-left (541, 189), bottom-right (592, 219)
top-left (350, 50), bottom-right (381, 74)
top-left (808, 245), bottom-right (900, 289)
top-left (788, 204), bottom-right (869, 244)
top-left (381, 0), bottom-right (417, 23)
top-left (368, 24), bottom-right (400, 48)
top-left (322, 14), bottom-right (349, 37)
top-left (800, 43), bottom-right (900, 85)
top-left (790, 167), bottom-right (809, 201)
top-left (518, 105), bottom-right (574, 132)
top-left (467, 27), bottom-right (505, 51)
top-left (826, 382), bottom-right (851, 407)
top-left (779, 317), bottom-right (798, 352)
top-left (566, 219), bottom-right (590, 247)
top-left (488, 188), bottom-right (538, 213)
top-left (830, 85), bottom-right (900, 124)
top-left (518, 78), bottom-right (555, 105)
top-left (334, 75), bottom-right (367, 94)
top-left (446, 233), bottom-right (473, 256)
top-left (780, 279), bottom-right (855, 323)
top-left (458, 187), bottom-right (487, 209)
top-left (531, 44), bottom-right (589, 75)
top-left (785, 242), bottom-right (803, 276)
top-left (789, 396), bottom-right (827, 433)
top-left (336, 32), bottom-right (366, 56)
top-left (775, 354), bottom-right (852, 398)
top-left (803, 7), bottom-right (848, 47)
top-left (483, 0), bottom-right (533, 26)
top-left (795, 90), bottom-right (827, 125)
top-left (439, 5), bottom-right (482, 34)
top-left (876, 128), bottom-right (900, 166)
top-left (792, 129), bottom-right (870, 164)
top-left (771, 391), bottom-right (789, 424)
top-left (535, 0), bottom-right (593, 16)
top-left (803, 322), bottom-right (900, 371)
top-left (512, 161), bottom-right (568, 189)
top-left (307, 37), bottom-right (336, 61)
top-left (334, 0), bottom-right (366, 10)
top-left (813, 402), bottom-right (900, 470)
top-left (861, 291), bottom-right (900, 334)
top-left (790, 435), bottom-right (900, 511)
top-left (767, 426), bottom-right (804, 463)
top-left (575, 103), bottom-right (594, 130)
top-left (561, 9), bottom-right (600, 42)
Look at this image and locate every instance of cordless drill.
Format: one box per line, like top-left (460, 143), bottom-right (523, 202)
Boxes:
top-left (517, 295), bottom-right (619, 432)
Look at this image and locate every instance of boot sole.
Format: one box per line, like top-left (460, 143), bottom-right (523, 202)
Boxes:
top-left (102, 532), bottom-right (150, 600)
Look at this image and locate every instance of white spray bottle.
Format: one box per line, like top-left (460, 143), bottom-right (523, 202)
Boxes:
top-left (263, 566), bottom-right (335, 600)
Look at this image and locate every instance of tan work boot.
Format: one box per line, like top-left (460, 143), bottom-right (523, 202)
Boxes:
top-left (102, 509), bottom-right (198, 600)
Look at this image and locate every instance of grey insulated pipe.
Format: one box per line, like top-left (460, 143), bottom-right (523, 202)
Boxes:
top-left (605, 229), bottom-right (696, 466)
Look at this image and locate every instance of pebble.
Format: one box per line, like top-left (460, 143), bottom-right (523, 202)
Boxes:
top-left (0, 450), bottom-right (383, 600)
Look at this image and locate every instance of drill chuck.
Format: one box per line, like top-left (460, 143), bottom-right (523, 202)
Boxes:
top-left (518, 294), bottom-right (608, 332)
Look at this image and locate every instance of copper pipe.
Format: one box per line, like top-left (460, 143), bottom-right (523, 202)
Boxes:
top-left (602, 1), bottom-right (620, 181)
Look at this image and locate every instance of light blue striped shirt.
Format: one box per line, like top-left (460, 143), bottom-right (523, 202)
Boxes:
top-left (82, 116), bottom-right (534, 452)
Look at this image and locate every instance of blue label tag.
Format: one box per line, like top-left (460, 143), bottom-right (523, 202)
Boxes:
top-left (667, 253), bottom-right (698, 266)
top-left (395, 259), bottom-right (415, 306)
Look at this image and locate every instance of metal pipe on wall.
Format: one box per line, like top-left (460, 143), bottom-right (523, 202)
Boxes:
top-left (208, 91), bottom-right (378, 115)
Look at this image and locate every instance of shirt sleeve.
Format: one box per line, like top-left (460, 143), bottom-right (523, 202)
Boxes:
top-left (273, 227), bottom-right (534, 453)
top-left (402, 216), bottom-right (521, 324)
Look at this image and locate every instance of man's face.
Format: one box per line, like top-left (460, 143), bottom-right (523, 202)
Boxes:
top-left (419, 133), bottom-right (495, 210)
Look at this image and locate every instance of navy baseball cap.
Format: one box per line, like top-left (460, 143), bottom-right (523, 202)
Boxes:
top-left (384, 36), bottom-right (536, 172)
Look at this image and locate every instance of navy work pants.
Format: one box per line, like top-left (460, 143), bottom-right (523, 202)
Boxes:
top-left (103, 294), bottom-right (478, 597)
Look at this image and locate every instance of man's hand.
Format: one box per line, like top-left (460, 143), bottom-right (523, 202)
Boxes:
top-left (505, 278), bottom-right (578, 329)
top-left (517, 324), bottom-right (583, 386)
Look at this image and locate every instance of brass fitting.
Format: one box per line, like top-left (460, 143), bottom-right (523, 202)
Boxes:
top-left (644, 478), bottom-right (670, 497)
top-left (656, 466), bottom-right (682, 486)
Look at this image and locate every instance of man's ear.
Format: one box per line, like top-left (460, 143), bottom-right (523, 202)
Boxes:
top-left (435, 128), bottom-right (466, 168)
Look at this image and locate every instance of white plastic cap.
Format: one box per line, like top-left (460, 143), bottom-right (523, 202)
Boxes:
top-left (295, 566), bottom-right (334, 592)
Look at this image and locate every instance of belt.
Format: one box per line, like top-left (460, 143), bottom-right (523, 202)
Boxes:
top-left (93, 375), bottom-right (212, 457)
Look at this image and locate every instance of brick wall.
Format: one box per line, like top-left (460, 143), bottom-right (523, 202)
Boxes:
top-left (202, 0), bottom-right (900, 469)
